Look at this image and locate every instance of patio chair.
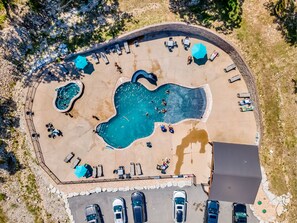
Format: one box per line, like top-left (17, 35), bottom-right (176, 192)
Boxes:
top-left (115, 44), bottom-right (122, 55)
top-left (228, 75), bottom-right (241, 83)
top-left (71, 157), bottom-right (81, 169)
top-left (64, 152), bottom-right (74, 163)
top-left (98, 164), bottom-right (103, 177)
top-left (130, 162), bottom-right (136, 176)
top-left (136, 163), bottom-right (143, 175)
top-left (124, 42), bottom-right (130, 54)
top-left (224, 63), bottom-right (236, 72)
top-left (92, 166), bottom-right (98, 178)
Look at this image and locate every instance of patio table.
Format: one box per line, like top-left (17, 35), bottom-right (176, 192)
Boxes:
top-left (184, 39), bottom-right (190, 46)
top-left (167, 40), bottom-right (174, 47)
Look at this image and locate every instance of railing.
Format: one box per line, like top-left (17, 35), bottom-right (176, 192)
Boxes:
top-left (25, 22), bottom-right (261, 185)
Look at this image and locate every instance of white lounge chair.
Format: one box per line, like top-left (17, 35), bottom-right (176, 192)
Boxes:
top-left (98, 164), bottom-right (103, 177)
top-left (228, 75), bottom-right (241, 83)
top-left (115, 44), bottom-right (122, 55)
top-left (224, 63), bottom-right (236, 72)
top-left (237, 92), bottom-right (250, 98)
top-left (71, 157), bottom-right (81, 169)
top-left (92, 166), bottom-right (98, 178)
top-left (130, 162), bottom-right (135, 176)
top-left (64, 152), bottom-right (74, 163)
top-left (100, 52), bottom-right (109, 64)
top-left (124, 42), bottom-right (130, 54)
top-left (136, 163), bottom-right (142, 175)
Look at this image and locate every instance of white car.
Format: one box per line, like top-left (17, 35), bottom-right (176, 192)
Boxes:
top-left (112, 197), bottom-right (126, 223)
top-left (173, 190), bottom-right (187, 223)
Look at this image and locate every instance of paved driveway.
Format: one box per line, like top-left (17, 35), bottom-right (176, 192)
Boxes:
top-left (68, 185), bottom-right (259, 223)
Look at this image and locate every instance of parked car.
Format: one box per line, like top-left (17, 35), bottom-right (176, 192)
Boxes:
top-left (131, 191), bottom-right (147, 223)
top-left (58, 63), bottom-right (69, 75)
top-left (91, 53), bottom-right (100, 64)
top-left (232, 203), bottom-right (247, 223)
top-left (113, 197), bottom-right (126, 223)
top-left (173, 190), bottom-right (187, 223)
top-left (85, 204), bottom-right (103, 223)
top-left (204, 200), bottom-right (219, 223)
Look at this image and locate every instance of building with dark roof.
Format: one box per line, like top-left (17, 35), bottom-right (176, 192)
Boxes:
top-left (209, 142), bottom-right (262, 204)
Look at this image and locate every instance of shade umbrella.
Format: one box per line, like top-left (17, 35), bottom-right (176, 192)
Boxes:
top-left (74, 55), bottom-right (88, 70)
top-left (74, 165), bottom-right (88, 178)
top-left (191, 43), bottom-right (207, 59)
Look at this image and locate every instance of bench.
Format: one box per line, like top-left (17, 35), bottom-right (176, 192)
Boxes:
top-left (64, 152), bottom-right (74, 163)
top-left (98, 164), bottom-right (103, 177)
top-left (224, 63), bottom-right (236, 72)
top-left (71, 157), bottom-right (81, 169)
top-left (136, 163), bottom-right (143, 175)
top-left (130, 162), bottom-right (135, 176)
top-left (124, 42), bottom-right (130, 54)
top-left (92, 166), bottom-right (98, 178)
top-left (237, 92), bottom-right (251, 98)
top-left (228, 75), bottom-right (241, 83)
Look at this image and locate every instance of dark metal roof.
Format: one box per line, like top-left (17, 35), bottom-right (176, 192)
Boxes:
top-left (209, 142), bottom-right (262, 204)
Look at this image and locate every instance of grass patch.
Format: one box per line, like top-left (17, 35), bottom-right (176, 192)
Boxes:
top-left (0, 207), bottom-right (8, 223)
top-left (0, 193), bottom-right (6, 201)
top-left (234, 4), bottom-right (297, 221)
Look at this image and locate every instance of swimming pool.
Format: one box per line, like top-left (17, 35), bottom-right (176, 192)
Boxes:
top-left (96, 82), bottom-right (206, 148)
top-left (54, 81), bottom-right (84, 112)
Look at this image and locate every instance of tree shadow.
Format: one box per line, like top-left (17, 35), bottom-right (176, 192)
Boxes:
top-left (0, 97), bottom-right (22, 175)
top-left (264, 0), bottom-right (297, 45)
top-left (169, 0), bottom-right (243, 33)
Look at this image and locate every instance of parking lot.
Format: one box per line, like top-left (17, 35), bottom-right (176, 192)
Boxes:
top-left (68, 185), bottom-right (259, 223)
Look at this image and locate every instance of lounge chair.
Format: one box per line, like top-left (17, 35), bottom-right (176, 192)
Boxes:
top-left (134, 40), bottom-right (139, 47)
top-left (124, 42), bottom-right (130, 54)
top-left (209, 50), bottom-right (219, 62)
top-left (115, 44), bottom-right (122, 55)
top-left (224, 63), bottom-right (236, 72)
top-left (92, 166), bottom-right (98, 178)
top-left (100, 52), bottom-right (109, 64)
top-left (64, 152), bottom-right (74, 163)
top-left (98, 164), bottom-right (103, 177)
top-left (136, 163), bottom-right (143, 175)
top-left (130, 162), bottom-right (136, 176)
top-left (237, 92), bottom-right (251, 98)
top-left (240, 105), bottom-right (254, 112)
top-left (239, 99), bottom-right (252, 106)
top-left (71, 157), bottom-right (81, 169)
top-left (228, 75), bottom-right (241, 83)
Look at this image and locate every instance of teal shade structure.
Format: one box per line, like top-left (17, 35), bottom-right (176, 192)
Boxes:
top-left (191, 43), bottom-right (207, 59)
top-left (74, 55), bottom-right (88, 70)
top-left (74, 165), bottom-right (88, 178)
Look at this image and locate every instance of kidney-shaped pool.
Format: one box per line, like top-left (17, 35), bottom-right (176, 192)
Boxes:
top-left (96, 82), bottom-right (206, 148)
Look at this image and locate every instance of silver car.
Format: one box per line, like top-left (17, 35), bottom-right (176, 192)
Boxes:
top-left (85, 204), bottom-right (103, 223)
top-left (173, 190), bottom-right (187, 223)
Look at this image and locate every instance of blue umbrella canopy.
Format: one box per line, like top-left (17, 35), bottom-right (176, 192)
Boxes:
top-left (74, 55), bottom-right (88, 70)
top-left (74, 165), bottom-right (88, 178)
top-left (191, 43), bottom-right (207, 59)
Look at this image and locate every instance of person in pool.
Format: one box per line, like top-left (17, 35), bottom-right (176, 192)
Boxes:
top-left (165, 89), bottom-right (170, 94)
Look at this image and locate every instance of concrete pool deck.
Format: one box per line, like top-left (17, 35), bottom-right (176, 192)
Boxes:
top-left (31, 34), bottom-right (257, 189)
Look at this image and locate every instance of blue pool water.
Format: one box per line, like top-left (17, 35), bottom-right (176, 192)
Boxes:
top-left (97, 82), bottom-right (206, 148)
top-left (55, 82), bottom-right (81, 110)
